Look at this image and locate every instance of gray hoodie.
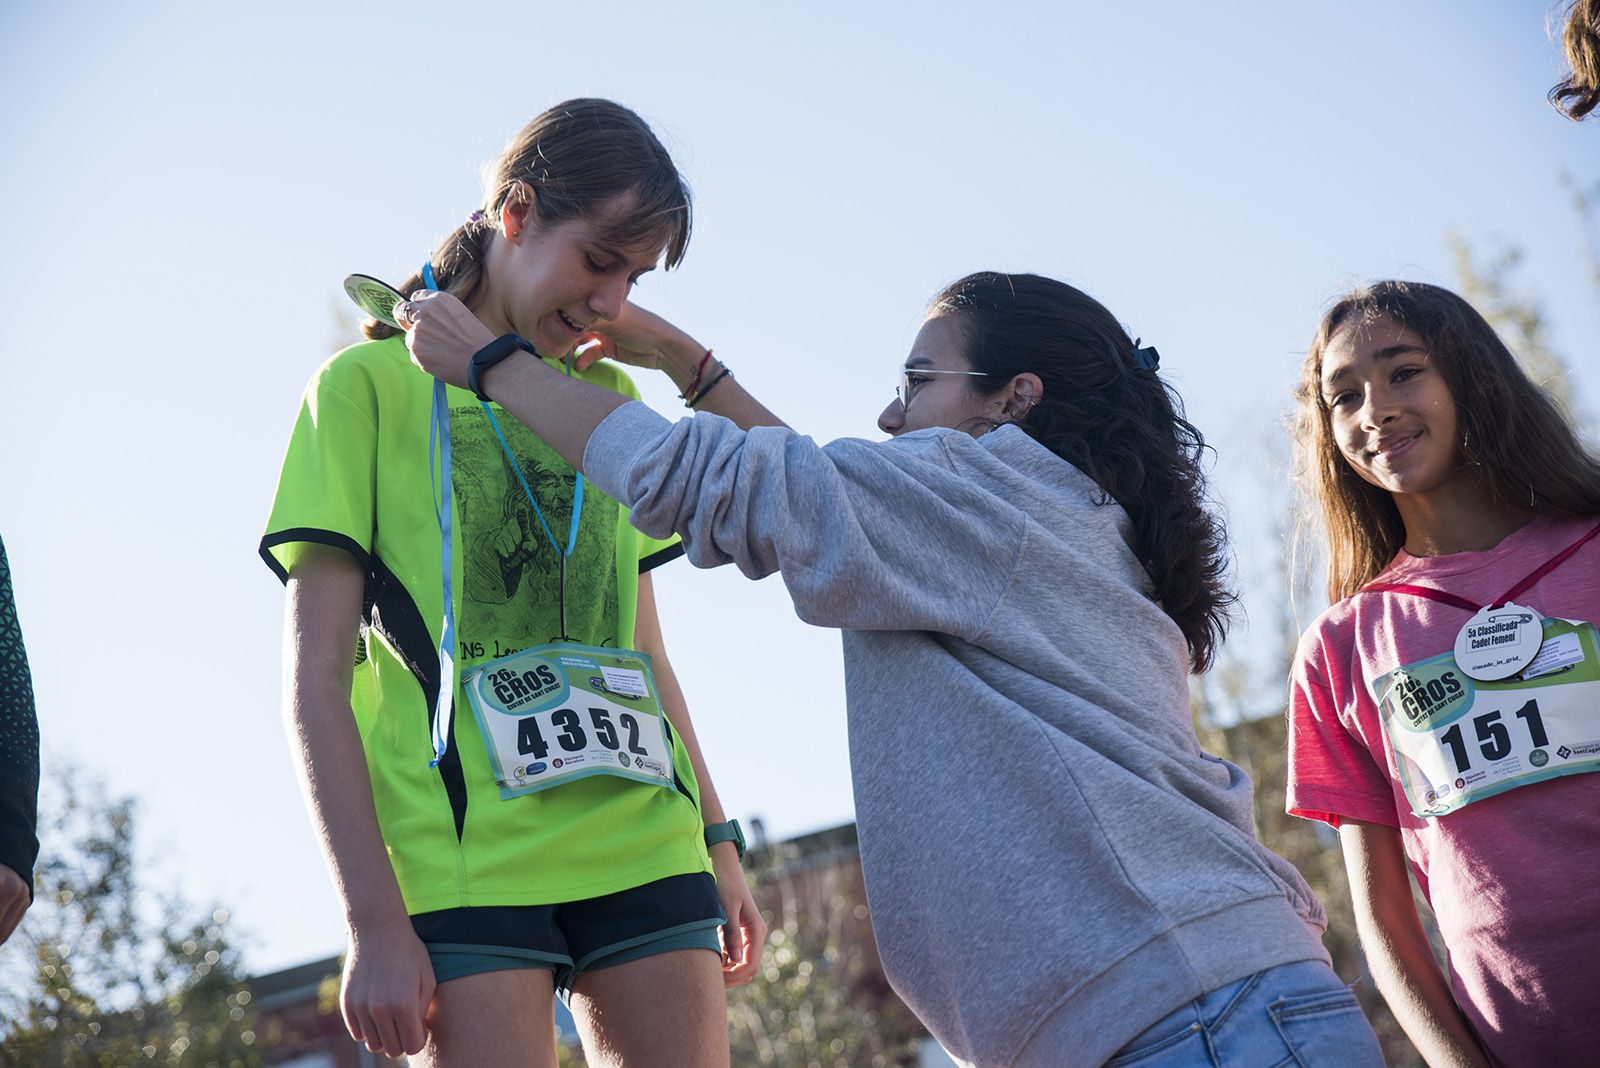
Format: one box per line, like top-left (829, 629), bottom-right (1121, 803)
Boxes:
top-left (584, 403), bottom-right (1329, 1068)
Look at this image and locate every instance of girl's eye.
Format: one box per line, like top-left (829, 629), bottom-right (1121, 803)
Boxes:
top-left (1327, 391), bottom-right (1356, 409)
top-left (1393, 365), bottom-right (1422, 383)
top-left (584, 255), bottom-right (613, 274)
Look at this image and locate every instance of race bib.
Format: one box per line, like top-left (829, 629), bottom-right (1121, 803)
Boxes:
top-left (461, 642), bottom-right (678, 799)
top-left (1372, 619), bottom-right (1600, 818)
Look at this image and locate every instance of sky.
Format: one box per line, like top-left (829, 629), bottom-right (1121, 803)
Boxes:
top-left (2, 1), bottom-right (1596, 975)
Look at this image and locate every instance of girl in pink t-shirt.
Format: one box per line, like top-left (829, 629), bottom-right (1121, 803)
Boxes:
top-left (1287, 280), bottom-right (1600, 1068)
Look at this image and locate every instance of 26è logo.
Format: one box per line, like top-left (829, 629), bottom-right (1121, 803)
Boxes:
top-left (489, 663), bottom-right (560, 710)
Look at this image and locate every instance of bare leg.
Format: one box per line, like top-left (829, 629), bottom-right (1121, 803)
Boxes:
top-left (412, 968), bottom-right (561, 1068)
top-left (569, 949), bottom-right (728, 1068)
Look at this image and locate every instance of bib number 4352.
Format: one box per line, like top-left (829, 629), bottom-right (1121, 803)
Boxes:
top-left (517, 707), bottom-right (652, 760)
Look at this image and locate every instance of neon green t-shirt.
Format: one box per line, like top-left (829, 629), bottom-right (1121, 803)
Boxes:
top-left (261, 335), bottom-right (711, 913)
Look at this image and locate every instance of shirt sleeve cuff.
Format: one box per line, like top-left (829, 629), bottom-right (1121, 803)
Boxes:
top-left (582, 401), bottom-right (675, 507)
top-left (1287, 783), bottom-right (1402, 830)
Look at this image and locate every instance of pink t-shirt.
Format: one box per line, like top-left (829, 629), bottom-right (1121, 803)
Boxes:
top-left (1288, 514), bottom-right (1600, 1068)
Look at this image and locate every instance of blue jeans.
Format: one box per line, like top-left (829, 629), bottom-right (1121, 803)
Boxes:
top-left (1106, 960), bottom-right (1385, 1067)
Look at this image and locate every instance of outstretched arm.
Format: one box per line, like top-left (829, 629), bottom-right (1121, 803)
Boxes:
top-left (572, 302), bottom-right (789, 432)
top-left (1338, 819), bottom-right (1490, 1068)
top-left (400, 292), bottom-right (784, 459)
top-left (402, 290), bottom-right (1021, 636)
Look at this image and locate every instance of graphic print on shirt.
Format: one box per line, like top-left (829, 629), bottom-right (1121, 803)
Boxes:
top-left (1370, 618), bottom-right (1600, 817)
top-left (450, 404), bottom-right (621, 664)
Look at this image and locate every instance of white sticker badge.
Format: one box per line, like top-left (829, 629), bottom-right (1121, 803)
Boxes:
top-left (1454, 601), bottom-right (1544, 681)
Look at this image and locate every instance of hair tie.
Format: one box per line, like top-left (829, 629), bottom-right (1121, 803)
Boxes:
top-left (1131, 338), bottom-right (1160, 372)
top-left (467, 209), bottom-right (486, 224)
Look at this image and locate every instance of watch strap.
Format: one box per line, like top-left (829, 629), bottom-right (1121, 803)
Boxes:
top-left (703, 819), bottom-right (745, 858)
top-left (468, 334), bottom-right (536, 402)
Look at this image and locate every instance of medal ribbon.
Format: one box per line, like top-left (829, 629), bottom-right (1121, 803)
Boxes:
top-left (423, 261), bottom-right (585, 767)
top-left (1360, 521), bottom-right (1600, 613)
top-left (424, 262), bottom-right (456, 768)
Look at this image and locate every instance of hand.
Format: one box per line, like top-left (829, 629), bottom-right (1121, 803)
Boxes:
top-left (399, 290), bottom-right (497, 390)
top-left (0, 864), bottom-right (30, 945)
top-left (340, 916), bottom-right (436, 1058)
top-left (710, 843), bottom-right (767, 988)
top-left (572, 303), bottom-right (703, 381)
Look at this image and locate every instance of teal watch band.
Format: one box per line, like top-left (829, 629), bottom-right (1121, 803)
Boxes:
top-left (703, 819), bottom-right (745, 858)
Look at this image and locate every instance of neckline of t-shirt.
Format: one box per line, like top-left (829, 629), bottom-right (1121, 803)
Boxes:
top-left (1379, 513), bottom-right (1561, 583)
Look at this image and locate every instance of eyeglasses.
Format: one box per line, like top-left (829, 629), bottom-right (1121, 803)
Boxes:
top-left (895, 366), bottom-right (996, 407)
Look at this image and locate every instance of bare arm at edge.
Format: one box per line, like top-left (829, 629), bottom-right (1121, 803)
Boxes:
top-left (284, 545), bottom-right (433, 1057)
top-left (633, 572), bottom-right (766, 987)
top-left (1338, 818), bottom-right (1491, 1068)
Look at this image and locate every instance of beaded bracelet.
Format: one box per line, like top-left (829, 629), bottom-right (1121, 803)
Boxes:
top-left (678, 349), bottom-right (716, 403)
top-left (687, 366), bottom-right (733, 408)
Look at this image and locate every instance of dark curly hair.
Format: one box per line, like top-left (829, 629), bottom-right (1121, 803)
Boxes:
top-left (1551, 0), bottom-right (1600, 120)
top-left (930, 272), bottom-right (1234, 673)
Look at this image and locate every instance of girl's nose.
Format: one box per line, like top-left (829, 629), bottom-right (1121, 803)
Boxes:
top-left (588, 276), bottom-right (629, 322)
top-left (1359, 386), bottom-right (1400, 430)
top-left (878, 397), bottom-right (905, 436)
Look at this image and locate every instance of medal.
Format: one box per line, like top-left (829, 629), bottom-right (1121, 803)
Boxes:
top-left (1453, 601), bottom-right (1544, 681)
top-left (343, 273), bottom-right (407, 329)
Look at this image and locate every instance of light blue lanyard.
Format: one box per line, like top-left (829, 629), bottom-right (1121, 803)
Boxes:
top-left (424, 263), bottom-right (456, 768)
top-left (423, 263), bottom-right (585, 768)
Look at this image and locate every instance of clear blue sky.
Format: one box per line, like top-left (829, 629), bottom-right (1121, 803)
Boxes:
top-left (1, 1), bottom-right (1595, 974)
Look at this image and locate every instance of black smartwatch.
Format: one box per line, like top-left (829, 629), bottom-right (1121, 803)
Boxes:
top-left (703, 819), bottom-right (746, 858)
top-left (468, 334), bottom-right (537, 401)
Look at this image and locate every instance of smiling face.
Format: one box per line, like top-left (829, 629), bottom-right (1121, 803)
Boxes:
top-left (477, 190), bottom-right (664, 359)
top-left (1321, 315), bottom-right (1465, 498)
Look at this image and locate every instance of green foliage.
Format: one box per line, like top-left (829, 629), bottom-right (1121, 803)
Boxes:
top-left (727, 855), bottom-right (922, 1068)
top-left (0, 772), bottom-right (262, 1067)
top-left (1191, 681), bottom-right (1425, 1068)
top-left (554, 853), bottom-right (924, 1068)
top-left (1448, 236), bottom-right (1579, 420)
top-left (1448, 179), bottom-right (1599, 439)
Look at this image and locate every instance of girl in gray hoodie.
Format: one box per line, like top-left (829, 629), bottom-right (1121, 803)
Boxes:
top-left (399, 270), bottom-right (1383, 1067)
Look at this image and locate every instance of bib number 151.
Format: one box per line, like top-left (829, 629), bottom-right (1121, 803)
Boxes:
top-left (1437, 699), bottom-right (1548, 774)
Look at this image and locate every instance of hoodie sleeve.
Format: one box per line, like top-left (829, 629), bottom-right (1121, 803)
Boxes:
top-left (582, 402), bottom-right (1027, 638)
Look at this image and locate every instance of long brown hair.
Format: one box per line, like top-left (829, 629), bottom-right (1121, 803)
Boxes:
top-left (930, 272), bottom-right (1235, 673)
top-left (1551, 0), bottom-right (1600, 120)
top-left (1294, 280), bottom-right (1600, 601)
top-left (364, 98), bottom-right (690, 340)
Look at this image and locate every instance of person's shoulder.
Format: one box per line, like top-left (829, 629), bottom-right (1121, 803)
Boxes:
top-left (811, 427), bottom-right (949, 469)
top-left (299, 334), bottom-right (416, 403)
top-left (316, 333), bottom-right (410, 378)
top-left (1294, 594), bottom-right (1362, 671)
top-left (1529, 512), bottom-right (1600, 551)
